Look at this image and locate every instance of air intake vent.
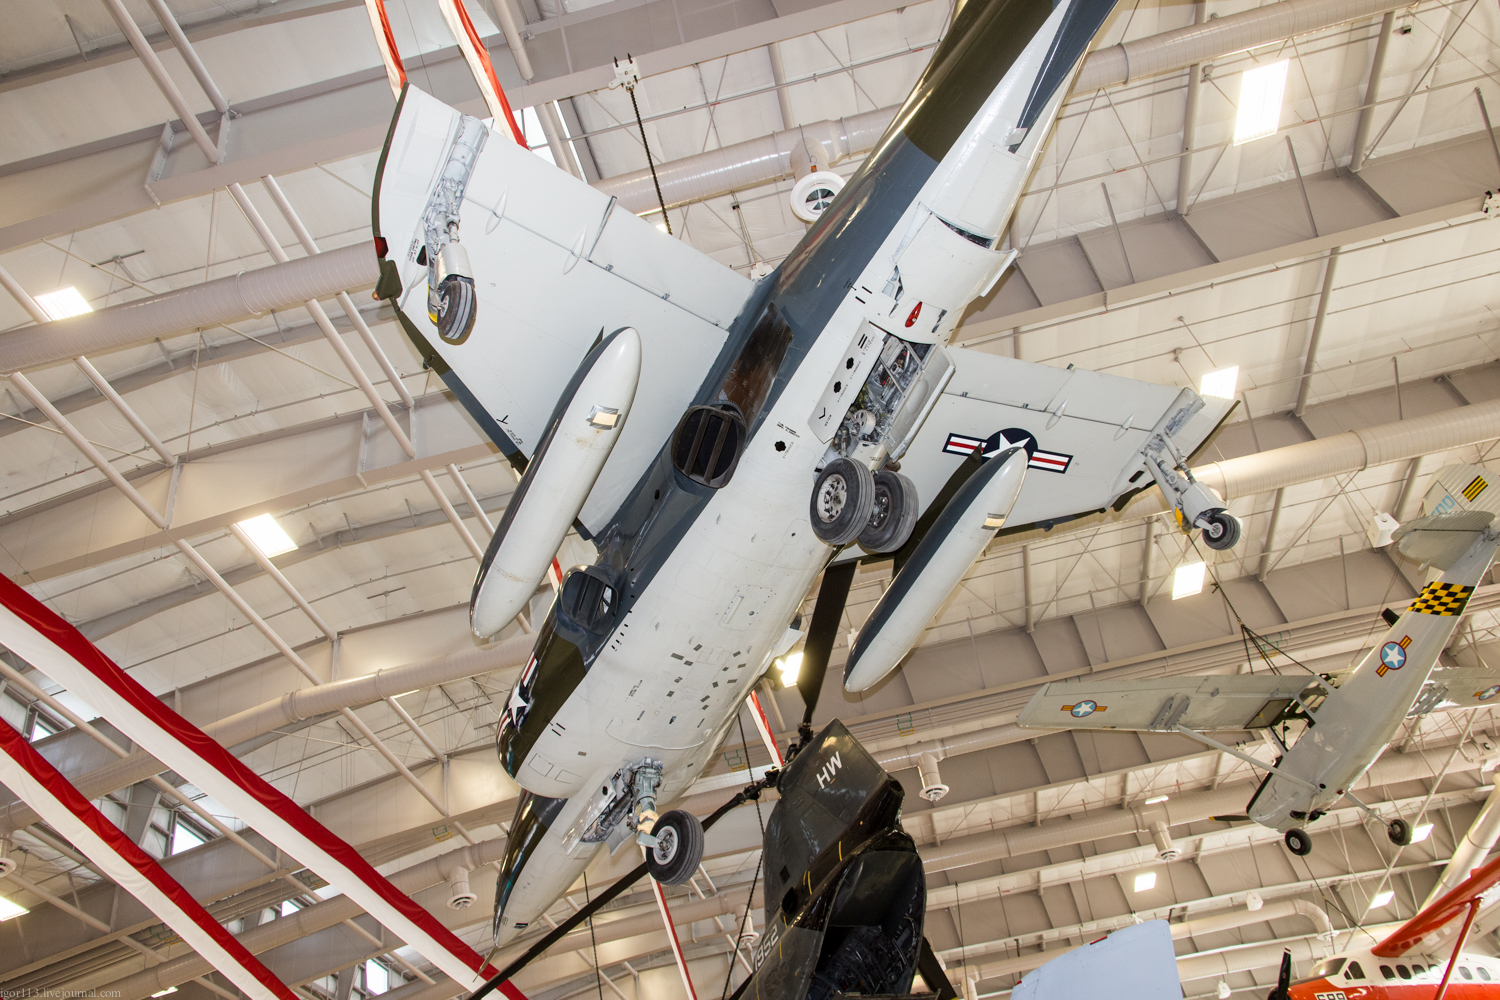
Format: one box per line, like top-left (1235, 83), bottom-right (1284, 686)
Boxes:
top-left (673, 406), bottom-right (745, 488)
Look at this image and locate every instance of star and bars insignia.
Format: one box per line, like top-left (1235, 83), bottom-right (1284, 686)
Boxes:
top-left (1377, 635), bottom-right (1411, 677)
top-left (942, 428), bottom-right (1073, 474)
top-left (1062, 700), bottom-right (1105, 718)
top-left (1463, 475), bottom-right (1489, 502)
top-left (1410, 581), bottom-right (1475, 617)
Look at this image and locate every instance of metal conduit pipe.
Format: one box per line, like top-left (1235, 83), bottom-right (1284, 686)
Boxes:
top-left (947, 899), bottom-right (1333, 983)
top-left (0, 242), bottom-right (377, 374)
top-left (593, 108), bottom-right (895, 214)
top-left (0, 634), bottom-right (533, 836)
top-left (1424, 773), bottom-right (1500, 907)
top-left (1075, 0), bottom-right (1407, 92)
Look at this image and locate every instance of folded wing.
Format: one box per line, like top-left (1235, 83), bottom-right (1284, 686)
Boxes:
top-left (373, 85), bottom-right (753, 535)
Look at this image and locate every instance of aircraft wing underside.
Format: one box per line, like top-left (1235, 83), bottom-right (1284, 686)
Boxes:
top-left (1421, 667), bottom-right (1500, 711)
top-left (373, 85), bottom-right (753, 535)
top-left (1019, 674), bottom-right (1324, 732)
top-left (894, 346), bottom-right (1235, 536)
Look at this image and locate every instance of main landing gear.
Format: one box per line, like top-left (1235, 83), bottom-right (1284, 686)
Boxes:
top-left (810, 459), bottom-right (918, 552)
top-left (646, 809), bottom-right (705, 884)
top-left (1284, 828), bottom-right (1312, 856)
top-left (1139, 399), bottom-right (1243, 552)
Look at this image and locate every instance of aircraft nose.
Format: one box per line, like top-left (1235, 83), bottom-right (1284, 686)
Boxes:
top-left (492, 791), bottom-right (569, 944)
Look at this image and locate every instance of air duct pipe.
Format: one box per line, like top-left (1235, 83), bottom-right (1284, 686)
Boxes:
top-left (0, 632), bottom-right (533, 837)
top-left (946, 898), bottom-right (1332, 982)
top-left (1075, 0), bottom-right (1408, 91)
top-left (0, 242), bottom-right (379, 374)
top-left (918, 751), bottom-right (950, 802)
top-left (593, 108), bottom-right (895, 214)
top-left (446, 866), bottom-right (477, 909)
top-left (1424, 774), bottom-right (1500, 907)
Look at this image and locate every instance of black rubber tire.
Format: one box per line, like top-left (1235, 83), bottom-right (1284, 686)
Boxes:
top-left (1284, 828), bottom-right (1312, 856)
top-left (810, 458), bottom-right (875, 546)
top-left (859, 470), bottom-right (919, 553)
top-left (434, 274), bottom-right (477, 345)
top-left (1201, 509), bottom-right (1242, 551)
top-left (1388, 818), bottom-right (1412, 846)
top-left (647, 809), bottom-right (704, 885)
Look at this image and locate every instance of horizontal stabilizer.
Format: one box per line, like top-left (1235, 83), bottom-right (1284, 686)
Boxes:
top-left (1018, 674), bottom-right (1321, 733)
top-left (1394, 510), bottom-right (1496, 569)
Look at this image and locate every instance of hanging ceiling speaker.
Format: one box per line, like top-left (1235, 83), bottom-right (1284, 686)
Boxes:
top-left (790, 170), bottom-right (845, 223)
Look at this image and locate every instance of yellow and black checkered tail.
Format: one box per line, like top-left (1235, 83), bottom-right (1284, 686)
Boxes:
top-left (1410, 581), bottom-right (1476, 617)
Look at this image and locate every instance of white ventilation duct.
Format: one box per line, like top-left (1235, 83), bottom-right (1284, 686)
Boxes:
top-left (1076, 0), bottom-right (1407, 91)
top-left (446, 866), bottom-right (477, 910)
top-left (918, 751), bottom-right (950, 802)
top-left (1423, 773), bottom-right (1500, 907)
top-left (1150, 819), bottom-right (1180, 861)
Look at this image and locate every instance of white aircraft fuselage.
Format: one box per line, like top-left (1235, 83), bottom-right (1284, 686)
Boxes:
top-left (1249, 491), bottom-right (1499, 833)
top-left (488, 0), bottom-right (1123, 942)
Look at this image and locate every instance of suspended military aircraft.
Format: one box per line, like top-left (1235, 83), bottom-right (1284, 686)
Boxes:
top-left (472, 718), bottom-right (961, 1000)
top-left (1273, 847), bottom-right (1500, 1000)
top-left (1020, 463), bottom-right (1500, 857)
top-left (368, 0), bottom-right (1248, 949)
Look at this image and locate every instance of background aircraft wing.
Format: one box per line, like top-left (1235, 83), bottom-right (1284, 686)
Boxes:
top-left (1421, 667), bottom-right (1500, 710)
top-left (1374, 852), bottom-right (1500, 956)
top-left (374, 85), bottom-right (752, 535)
top-left (895, 346), bottom-right (1234, 536)
top-left (1019, 674), bottom-right (1322, 732)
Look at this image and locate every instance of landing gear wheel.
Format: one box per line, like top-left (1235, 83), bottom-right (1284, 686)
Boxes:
top-left (432, 274), bottom-right (478, 345)
top-left (1284, 828), bottom-right (1312, 856)
top-left (859, 470), bottom-right (918, 553)
top-left (647, 809), bottom-right (704, 885)
top-left (810, 458), bottom-right (875, 546)
top-left (1388, 818), bottom-right (1412, 846)
top-left (1200, 510), bottom-right (1242, 551)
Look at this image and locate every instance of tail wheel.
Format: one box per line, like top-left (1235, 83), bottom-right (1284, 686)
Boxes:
top-left (810, 458), bottom-right (875, 546)
top-left (647, 809), bottom-right (704, 885)
top-left (859, 470), bottom-right (918, 553)
top-left (1284, 828), bottom-right (1312, 856)
top-left (1201, 510), bottom-right (1242, 551)
top-left (434, 274), bottom-right (478, 345)
top-left (1388, 818), bottom-right (1412, 845)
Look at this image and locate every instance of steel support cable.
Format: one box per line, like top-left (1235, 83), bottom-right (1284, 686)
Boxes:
top-left (626, 79), bottom-right (672, 234)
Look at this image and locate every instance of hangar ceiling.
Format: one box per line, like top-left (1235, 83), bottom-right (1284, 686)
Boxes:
top-left (2, 0), bottom-right (1500, 998)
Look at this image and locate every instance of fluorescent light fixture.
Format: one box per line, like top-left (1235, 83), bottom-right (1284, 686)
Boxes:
top-left (1199, 366), bottom-right (1239, 399)
top-left (777, 651), bottom-right (803, 688)
top-left (236, 513), bottom-right (298, 558)
top-left (1412, 823), bottom-right (1433, 844)
top-left (1172, 562), bottom-right (1207, 600)
top-left (152, 989), bottom-right (179, 998)
top-left (36, 286), bottom-right (93, 320)
top-left (1144, 794), bottom-right (1169, 805)
top-left (1370, 890), bottom-right (1394, 909)
top-left (1133, 872), bottom-right (1157, 892)
top-left (0, 895), bottom-right (29, 921)
top-left (1234, 60), bottom-right (1289, 145)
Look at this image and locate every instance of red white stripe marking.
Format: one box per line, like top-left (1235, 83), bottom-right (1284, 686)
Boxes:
top-left (0, 573), bottom-right (524, 998)
top-left (650, 874), bottom-right (699, 999)
top-left (437, 0), bottom-right (527, 147)
top-left (362, 0), bottom-right (407, 99)
top-left (0, 720), bottom-right (298, 1000)
top-left (747, 691), bottom-right (784, 767)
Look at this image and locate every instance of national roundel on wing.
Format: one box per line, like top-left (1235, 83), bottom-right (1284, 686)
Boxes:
top-left (982, 428), bottom-right (1038, 462)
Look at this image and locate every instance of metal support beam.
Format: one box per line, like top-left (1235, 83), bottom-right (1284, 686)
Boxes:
top-left (1351, 11), bottom-right (1396, 171)
top-left (1139, 517), bottom-right (1156, 605)
top-left (1175, 0), bottom-right (1207, 215)
top-left (1257, 488), bottom-right (1286, 582)
top-left (98, 0), bottom-right (219, 162)
top-left (1022, 544), bottom-right (1036, 632)
top-left (1292, 247), bottom-right (1341, 417)
top-left (142, 0), bottom-right (230, 116)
